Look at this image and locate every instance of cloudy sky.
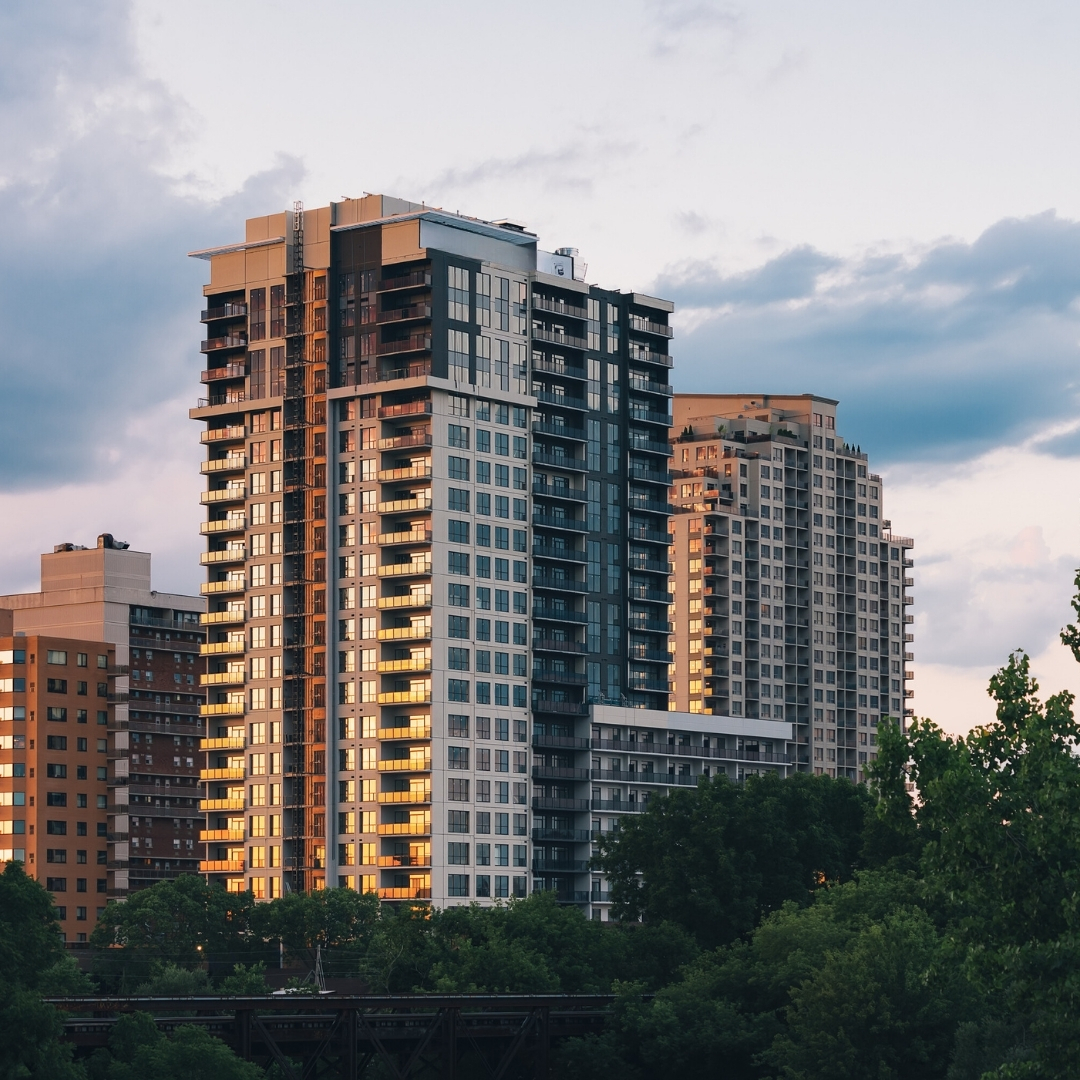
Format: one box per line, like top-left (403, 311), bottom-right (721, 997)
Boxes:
top-left (3, 0), bottom-right (1080, 733)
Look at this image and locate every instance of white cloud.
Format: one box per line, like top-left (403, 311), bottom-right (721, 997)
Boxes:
top-left (885, 424), bottom-right (1080, 735)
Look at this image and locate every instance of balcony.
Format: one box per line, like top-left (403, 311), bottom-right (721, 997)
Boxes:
top-left (533, 574), bottom-right (588, 593)
top-left (531, 700), bottom-right (589, 716)
top-left (532, 512), bottom-right (587, 533)
top-left (534, 389), bottom-right (587, 411)
top-left (629, 315), bottom-right (674, 339)
top-left (379, 270), bottom-right (432, 292)
top-left (201, 456), bottom-right (246, 474)
top-left (627, 498), bottom-right (674, 516)
top-left (532, 860), bottom-right (591, 873)
top-left (533, 480), bottom-right (587, 502)
top-left (380, 724), bottom-right (432, 741)
top-left (376, 593), bottom-right (432, 610)
top-left (201, 302), bottom-right (248, 322)
top-left (532, 420), bottom-right (586, 441)
top-left (627, 439), bottom-right (672, 456)
top-left (377, 757), bottom-right (432, 772)
top-left (377, 690), bottom-right (432, 705)
top-left (628, 408), bottom-right (673, 427)
top-left (532, 356), bottom-right (586, 381)
top-left (200, 859), bottom-right (245, 873)
top-left (200, 610), bottom-right (244, 626)
top-left (200, 517), bottom-right (246, 535)
top-left (199, 767), bottom-right (245, 781)
top-left (532, 796), bottom-right (590, 811)
top-left (532, 606), bottom-right (587, 624)
top-left (200, 640), bottom-right (244, 656)
top-left (532, 668), bottom-right (588, 685)
top-left (376, 790), bottom-right (431, 804)
top-left (377, 304), bottom-right (432, 324)
top-left (376, 854), bottom-right (432, 868)
top-left (532, 544), bottom-right (586, 563)
top-left (201, 425), bottom-right (245, 443)
top-left (377, 887), bottom-right (432, 900)
top-left (200, 579), bottom-right (244, 595)
top-left (199, 797), bottom-right (245, 812)
top-left (200, 736), bottom-right (245, 750)
top-left (532, 450), bottom-right (587, 472)
top-left (627, 374), bottom-right (672, 396)
top-left (377, 334), bottom-right (432, 357)
top-left (201, 548), bottom-right (245, 566)
top-left (200, 487), bottom-right (245, 505)
top-left (378, 465), bottom-right (432, 483)
top-left (377, 433), bottom-right (432, 451)
top-left (377, 494), bottom-right (433, 514)
top-left (200, 671), bottom-right (244, 686)
top-left (199, 701), bottom-right (245, 716)
top-left (532, 733), bottom-right (590, 750)
top-left (376, 822), bottom-right (431, 836)
top-left (201, 363), bottom-right (246, 383)
top-left (376, 529), bottom-right (432, 546)
top-left (200, 335), bottom-right (248, 353)
top-left (359, 361), bottom-right (433, 385)
top-left (377, 657), bottom-right (432, 674)
top-left (532, 294), bottom-right (588, 319)
top-left (378, 400), bottom-right (432, 420)
top-left (532, 638), bottom-right (587, 654)
top-left (378, 560), bottom-right (432, 578)
top-left (533, 326), bottom-right (587, 349)
top-left (199, 828), bottom-right (245, 842)
top-left (376, 626), bottom-right (432, 642)
top-left (531, 765), bottom-right (590, 780)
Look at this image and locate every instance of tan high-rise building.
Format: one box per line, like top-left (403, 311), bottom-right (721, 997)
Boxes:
top-left (668, 395), bottom-right (913, 782)
top-left (0, 536), bottom-right (206, 896)
top-left (189, 195), bottom-right (675, 905)
top-left (0, 613), bottom-right (116, 943)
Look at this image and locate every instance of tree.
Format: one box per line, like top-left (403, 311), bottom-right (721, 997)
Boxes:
top-left (595, 770), bottom-right (872, 947)
top-left (0, 861), bottom-right (85, 1079)
top-left (249, 887), bottom-right (380, 975)
top-left (90, 876), bottom-right (259, 986)
top-left (89, 1012), bottom-right (261, 1080)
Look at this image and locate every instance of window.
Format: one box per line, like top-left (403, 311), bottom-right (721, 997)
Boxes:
top-left (494, 464), bottom-right (509, 487)
top-left (448, 488), bottom-right (470, 512)
top-left (47, 792), bottom-right (67, 806)
top-left (448, 647), bottom-right (470, 671)
top-left (447, 874), bottom-right (470, 897)
top-left (448, 679), bottom-right (470, 702)
top-left (448, 810), bottom-right (470, 833)
top-left (495, 844), bottom-right (509, 866)
top-left (448, 584), bottom-right (470, 607)
top-left (448, 552), bottom-right (470, 575)
top-left (46, 651), bottom-right (67, 665)
top-left (448, 746), bottom-right (470, 770)
top-left (448, 615), bottom-right (470, 638)
top-left (448, 456), bottom-right (470, 481)
top-left (448, 266), bottom-right (470, 321)
top-left (448, 714), bottom-right (469, 737)
top-left (449, 520), bottom-right (470, 544)
top-left (495, 558), bottom-right (509, 581)
top-left (476, 524), bottom-right (491, 547)
top-left (448, 842), bottom-right (470, 865)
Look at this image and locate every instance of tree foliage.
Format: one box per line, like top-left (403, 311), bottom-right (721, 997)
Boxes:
top-left (595, 768), bottom-right (872, 947)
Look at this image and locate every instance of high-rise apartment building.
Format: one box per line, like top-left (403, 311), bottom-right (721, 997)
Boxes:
top-left (668, 395), bottom-right (914, 782)
top-left (0, 611), bottom-right (116, 943)
top-left (189, 195), bottom-right (674, 904)
top-left (0, 536), bottom-right (206, 896)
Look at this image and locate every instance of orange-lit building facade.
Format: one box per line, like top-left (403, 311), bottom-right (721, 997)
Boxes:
top-left (0, 614), bottom-right (116, 943)
top-left (668, 394), bottom-right (914, 782)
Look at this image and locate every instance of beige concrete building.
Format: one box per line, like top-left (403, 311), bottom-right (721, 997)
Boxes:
top-left (0, 536), bottom-right (206, 895)
top-left (668, 395), bottom-right (913, 781)
top-left (0, 615), bottom-right (116, 942)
